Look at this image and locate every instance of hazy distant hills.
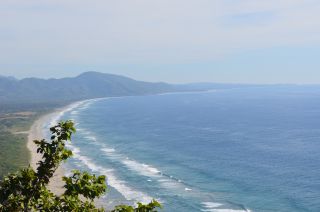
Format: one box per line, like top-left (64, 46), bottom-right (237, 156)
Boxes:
top-left (0, 71), bottom-right (250, 112)
top-left (0, 72), bottom-right (173, 108)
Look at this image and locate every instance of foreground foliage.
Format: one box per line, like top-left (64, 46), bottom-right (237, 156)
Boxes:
top-left (0, 120), bottom-right (161, 211)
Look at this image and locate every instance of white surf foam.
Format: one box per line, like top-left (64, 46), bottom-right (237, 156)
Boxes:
top-left (201, 202), bottom-right (251, 212)
top-left (84, 136), bottom-right (97, 142)
top-left (67, 144), bottom-right (153, 204)
top-left (201, 202), bottom-right (223, 210)
top-left (101, 146), bottom-right (163, 178)
top-left (48, 98), bottom-right (106, 129)
top-left (78, 129), bottom-right (91, 135)
top-left (122, 159), bottom-right (161, 178)
top-left (101, 148), bottom-right (116, 153)
top-left (48, 101), bottom-right (88, 126)
top-left (100, 146), bottom-right (188, 192)
top-left (71, 110), bottom-right (79, 115)
top-left (202, 210), bottom-right (251, 212)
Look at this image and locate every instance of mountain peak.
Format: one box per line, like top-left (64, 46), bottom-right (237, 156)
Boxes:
top-left (77, 71), bottom-right (123, 78)
top-left (0, 72), bottom-right (173, 106)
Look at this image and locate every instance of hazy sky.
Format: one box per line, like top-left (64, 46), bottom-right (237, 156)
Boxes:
top-left (1, 0), bottom-right (320, 83)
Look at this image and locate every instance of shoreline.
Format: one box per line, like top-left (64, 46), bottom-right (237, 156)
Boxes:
top-left (27, 110), bottom-right (66, 195)
top-left (27, 100), bottom-right (89, 196)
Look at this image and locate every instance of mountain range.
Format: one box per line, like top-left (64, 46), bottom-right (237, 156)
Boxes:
top-left (0, 72), bottom-right (249, 112)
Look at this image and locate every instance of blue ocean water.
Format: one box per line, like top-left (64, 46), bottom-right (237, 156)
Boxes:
top-left (48, 87), bottom-right (320, 211)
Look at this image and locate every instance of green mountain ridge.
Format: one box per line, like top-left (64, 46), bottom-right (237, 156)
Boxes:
top-left (0, 71), bottom-right (255, 112)
top-left (1, 72), bottom-right (171, 101)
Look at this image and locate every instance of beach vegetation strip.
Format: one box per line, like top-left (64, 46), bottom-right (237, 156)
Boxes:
top-left (0, 111), bottom-right (39, 178)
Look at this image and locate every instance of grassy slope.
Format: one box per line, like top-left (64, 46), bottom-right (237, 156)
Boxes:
top-left (0, 112), bottom-right (41, 178)
top-left (0, 132), bottom-right (29, 177)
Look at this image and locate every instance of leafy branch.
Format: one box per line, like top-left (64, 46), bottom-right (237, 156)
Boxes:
top-left (0, 120), bottom-right (161, 211)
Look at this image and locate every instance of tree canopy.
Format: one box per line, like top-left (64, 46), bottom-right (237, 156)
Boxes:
top-left (0, 120), bottom-right (161, 211)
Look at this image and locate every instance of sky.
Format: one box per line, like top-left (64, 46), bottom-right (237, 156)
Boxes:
top-left (1, 0), bottom-right (320, 83)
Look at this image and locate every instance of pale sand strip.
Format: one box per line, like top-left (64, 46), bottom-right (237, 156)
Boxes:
top-left (27, 111), bottom-right (66, 196)
top-left (27, 100), bottom-right (106, 207)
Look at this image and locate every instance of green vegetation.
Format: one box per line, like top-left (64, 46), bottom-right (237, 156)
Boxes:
top-left (0, 121), bottom-right (161, 211)
top-left (0, 72), bottom-right (173, 106)
top-left (0, 132), bottom-right (29, 178)
top-left (0, 111), bottom-right (40, 178)
top-left (0, 72), bottom-right (253, 108)
top-left (0, 112), bottom-right (36, 132)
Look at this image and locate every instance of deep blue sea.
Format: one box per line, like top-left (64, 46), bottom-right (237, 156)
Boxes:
top-left (45, 86), bottom-right (320, 211)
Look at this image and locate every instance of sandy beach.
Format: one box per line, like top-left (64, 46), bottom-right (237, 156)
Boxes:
top-left (27, 100), bottom-right (108, 209)
top-left (27, 109), bottom-right (67, 196)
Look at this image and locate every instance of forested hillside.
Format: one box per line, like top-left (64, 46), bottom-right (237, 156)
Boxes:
top-left (0, 72), bottom-right (174, 109)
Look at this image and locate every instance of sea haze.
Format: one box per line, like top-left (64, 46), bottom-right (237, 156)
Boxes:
top-left (44, 86), bottom-right (320, 211)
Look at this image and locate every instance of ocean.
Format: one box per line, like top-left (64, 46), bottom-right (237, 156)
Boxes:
top-left (44, 86), bottom-right (320, 211)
